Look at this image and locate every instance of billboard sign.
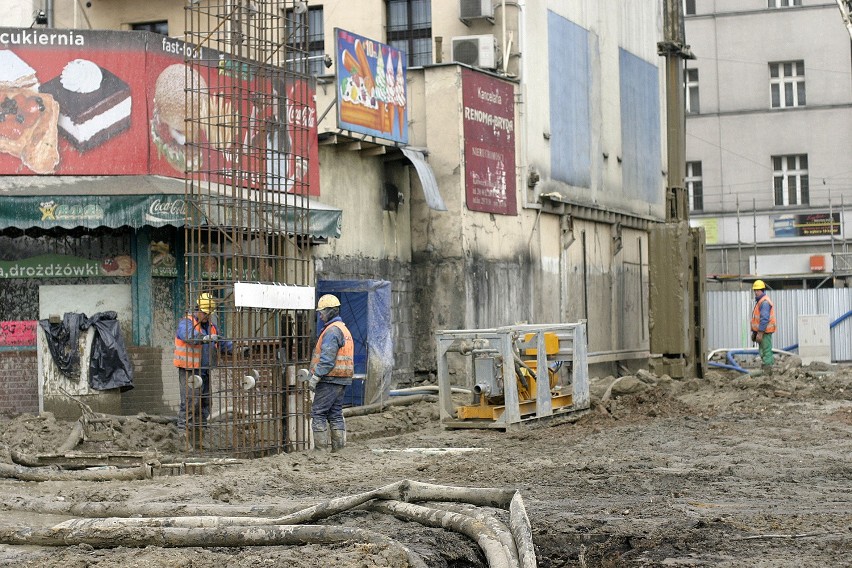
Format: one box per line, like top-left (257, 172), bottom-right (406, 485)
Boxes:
top-left (772, 212), bottom-right (841, 238)
top-left (335, 28), bottom-right (407, 143)
top-left (462, 67), bottom-right (516, 215)
top-left (0, 28), bottom-right (319, 195)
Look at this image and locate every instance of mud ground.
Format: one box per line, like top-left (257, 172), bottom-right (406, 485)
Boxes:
top-left (0, 358), bottom-right (850, 567)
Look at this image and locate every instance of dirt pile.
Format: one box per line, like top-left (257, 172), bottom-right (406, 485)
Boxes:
top-left (1, 361), bottom-right (850, 567)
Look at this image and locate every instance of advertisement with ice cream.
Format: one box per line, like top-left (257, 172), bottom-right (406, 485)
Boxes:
top-left (0, 28), bottom-right (319, 196)
top-left (335, 28), bottom-right (407, 144)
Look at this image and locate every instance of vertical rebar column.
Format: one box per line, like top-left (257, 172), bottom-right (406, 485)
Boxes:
top-left (183, 0), bottom-right (315, 456)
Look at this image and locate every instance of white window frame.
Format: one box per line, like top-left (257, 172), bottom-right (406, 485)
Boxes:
top-left (770, 61), bottom-right (806, 108)
top-left (685, 68), bottom-right (699, 114)
top-left (767, 0), bottom-right (801, 7)
top-left (685, 161), bottom-right (703, 212)
top-left (773, 154), bottom-right (809, 206)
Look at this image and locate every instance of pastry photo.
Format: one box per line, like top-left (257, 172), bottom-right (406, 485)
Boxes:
top-left (40, 59), bottom-right (132, 153)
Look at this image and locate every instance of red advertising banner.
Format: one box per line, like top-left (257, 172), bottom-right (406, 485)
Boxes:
top-left (0, 28), bottom-right (319, 195)
top-left (462, 67), bottom-right (516, 215)
top-left (0, 320), bottom-right (37, 347)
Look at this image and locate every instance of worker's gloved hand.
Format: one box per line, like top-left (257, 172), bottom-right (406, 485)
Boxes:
top-left (201, 334), bottom-right (212, 343)
top-left (751, 332), bottom-right (757, 343)
top-left (308, 374), bottom-right (321, 392)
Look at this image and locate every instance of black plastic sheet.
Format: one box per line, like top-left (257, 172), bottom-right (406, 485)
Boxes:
top-left (38, 311), bottom-right (134, 392)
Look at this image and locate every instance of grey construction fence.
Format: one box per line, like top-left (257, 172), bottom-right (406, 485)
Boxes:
top-left (706, 289), bottom-right (852, 362)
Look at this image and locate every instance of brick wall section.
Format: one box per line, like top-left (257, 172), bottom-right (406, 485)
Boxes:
top-left (0, 350), bottom-right (38, 415)
top-left (0, 347), bottom-right (180, 417)
top-left (122, 347), bottom-right (176, 416)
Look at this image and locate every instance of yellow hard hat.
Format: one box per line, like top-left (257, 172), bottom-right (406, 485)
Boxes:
top-left (752, 280), bottom-right (766, 290)
top-left (197, 292), bottom-right (216, 314)
top-left (316, 294), bottom-right (341, 310)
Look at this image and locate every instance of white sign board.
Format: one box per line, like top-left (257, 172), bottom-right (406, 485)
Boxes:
top-left (234, 282), bottom-right (315, 310)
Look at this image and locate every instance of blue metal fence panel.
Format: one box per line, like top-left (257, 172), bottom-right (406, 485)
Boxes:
top-left (707, 289), bottom-right (852, 361)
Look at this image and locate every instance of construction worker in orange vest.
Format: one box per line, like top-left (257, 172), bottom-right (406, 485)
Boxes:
top-left (750, 280), bottom-right (776, 372)
top-left (173, 292), bottom-right (232, 430)
top-left (305, 294), bottom-right (354, 452)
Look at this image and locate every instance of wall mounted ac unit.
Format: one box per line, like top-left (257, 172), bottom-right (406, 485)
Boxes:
top-left (459, 0), bottom-right (494, 21)
top-left (451, 34), bottom-right (498, 70)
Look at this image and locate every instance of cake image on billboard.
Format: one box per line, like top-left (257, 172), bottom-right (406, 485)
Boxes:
top-left (150, 64), bottom-right (208, 172)
top-left (0, 50), bottom-right (60, 173)
top-left (40, 59), bottom-right (132, 152)
top-left (0, 88), bottom-right (60, 173)
top-left (0, 50), bottom-right (39, 90)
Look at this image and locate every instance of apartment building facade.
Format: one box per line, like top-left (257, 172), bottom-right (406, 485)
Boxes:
top-left (684, 0), bottom-right (852, 289)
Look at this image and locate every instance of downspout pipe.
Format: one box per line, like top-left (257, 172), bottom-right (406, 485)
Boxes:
top-left (46, 0), bottom-right (54, 27)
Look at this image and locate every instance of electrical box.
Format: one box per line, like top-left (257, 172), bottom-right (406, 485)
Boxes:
top-left (797, 314), bottom-right (831, 365)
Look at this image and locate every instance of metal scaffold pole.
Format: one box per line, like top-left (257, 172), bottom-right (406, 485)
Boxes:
top-left (182, 0), bottom-right (316, 456)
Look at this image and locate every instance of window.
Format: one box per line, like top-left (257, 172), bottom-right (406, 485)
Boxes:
top-left (387, 0), bottom-right (432, 67)
top-left (132, 21), bottom-right (168, 35)
top-left (684, 0), bottom-right (696, 15)
top-left (773, 154), bottom-right (809, 206)
top-left (768, 0), bottom-right (801, 7)
top-left (685, 68), bottom-right (700, 114)
top-left (770, 61), bottom-right (805, 108)
top-left (686, 161), bottom-right (703, 211)
top-left (285, 6), bottom-right (325, 75)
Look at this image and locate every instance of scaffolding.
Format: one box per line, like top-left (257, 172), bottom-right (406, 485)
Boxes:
top-left (181, 0), bottom-right (316, 456)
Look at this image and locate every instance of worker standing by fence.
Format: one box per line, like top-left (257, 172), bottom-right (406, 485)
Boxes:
top-left (305, 294), bottom-right (354, 452)
top-left (750, 280), bottom-right (776, 373)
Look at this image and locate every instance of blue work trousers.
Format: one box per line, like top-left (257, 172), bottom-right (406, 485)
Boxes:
top-left (311, 382), bottom-right (347, 432)
top-left (177, 367), bottom-right (211, 428)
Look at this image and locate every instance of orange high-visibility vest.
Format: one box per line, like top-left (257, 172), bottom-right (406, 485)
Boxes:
top-left (751, 295), bottom-right (776, 334)
top-left (173, 316), bottom-right (218, 369)
top-left (310, 321), bottom-right (354, 378)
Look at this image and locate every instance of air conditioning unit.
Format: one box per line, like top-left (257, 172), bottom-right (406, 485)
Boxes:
top-left (459, 0), bottom-right (494, 21)
top-left (451, 34), bottom-right (498, 70)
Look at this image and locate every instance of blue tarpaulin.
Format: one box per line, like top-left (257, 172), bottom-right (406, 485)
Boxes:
top-left (316, 279), bottom-right (393, 405)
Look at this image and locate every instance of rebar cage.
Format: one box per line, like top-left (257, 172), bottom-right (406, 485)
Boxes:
top-left (182, 0), bottom-right (316, 456)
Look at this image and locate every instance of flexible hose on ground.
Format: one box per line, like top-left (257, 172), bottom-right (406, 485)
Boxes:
top-left (389, 386), bottom-right (471, 396)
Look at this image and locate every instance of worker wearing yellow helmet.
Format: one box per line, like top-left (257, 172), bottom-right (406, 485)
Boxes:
top-left (304, 293), bottom-right (354, 452)
top-left (173, 292), bottom-right (233, 431)
top-left (750, 280), bottom-right (776, 372)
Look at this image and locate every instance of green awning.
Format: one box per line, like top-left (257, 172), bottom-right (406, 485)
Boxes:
top-left (0, 175), bottom-right (342, 238)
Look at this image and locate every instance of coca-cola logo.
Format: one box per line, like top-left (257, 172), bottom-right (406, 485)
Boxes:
top-left (146, 198), bottom-right (187, 221)
top-left (286, 102), bottom-right (316, 128)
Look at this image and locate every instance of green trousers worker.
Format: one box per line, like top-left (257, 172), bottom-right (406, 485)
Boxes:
top-left (750, 280), bottom-right (776, 371)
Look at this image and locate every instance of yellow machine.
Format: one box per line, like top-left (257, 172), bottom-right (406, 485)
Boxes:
top-left (436, 323), bottom-right (590, 429)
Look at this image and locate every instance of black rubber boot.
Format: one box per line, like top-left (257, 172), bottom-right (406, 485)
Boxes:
top-left (330, 428), bottom-right (346, 452)
top-left (313, 428), bottom-right (330, 451)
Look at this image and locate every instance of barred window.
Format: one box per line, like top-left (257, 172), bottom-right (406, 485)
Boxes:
top-left (768, 0), bottom-right (801, 7)
top-left (770, 61), bottom-right (806, 108)
top-left (684, 0), bottom-right (696, 15)
top-left (686, 161), bottom-right (703, 211)
top-left (773, 154), bottom-right (809, 206)
top-left (387, 0), bottom-right (432, 67)
top-left (286, 5), bottom-right (325, 75)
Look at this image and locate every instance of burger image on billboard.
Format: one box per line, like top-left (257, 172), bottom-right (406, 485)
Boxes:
top-left (150, 64), bottom-right (208, 172)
